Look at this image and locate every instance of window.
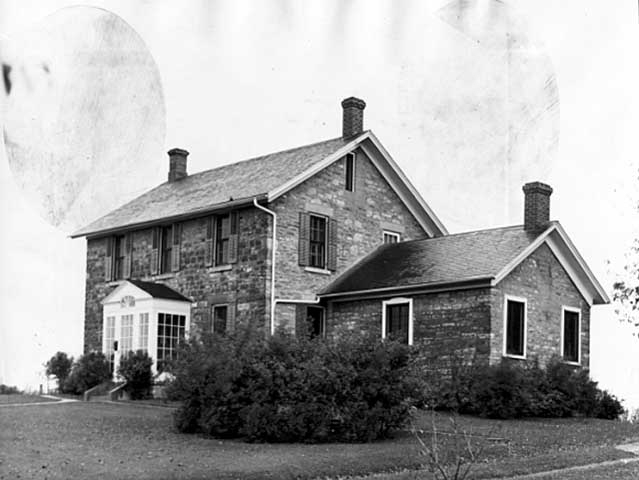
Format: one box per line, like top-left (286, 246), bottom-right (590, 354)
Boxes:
top-left (345, 153), bottom-right (355, 191)
top-left (113, 235), bottom-right (126, 279)
top-left (306, 306), bottom-right (325, 338)
top-left (212, 305), bottom-right (228, 334)
top-left (120, 314), bottom-right (134, 354)
top-left (104, 316), bottom-right (116, 375)
top-left (138, 313), bottom-right (149, 351)
top-left (309, 215), bottom-right (327, 269)
top-left (216, 214), bottom-right (231, 265)
top-left (562, 307), bottom-right (580, 364)
top-left (504, 297), bottom-right (526, 358)
top-left (382, 298), bottom-right (413, 345)
top-left (160, 226), bottom-right (173, 274)
top-left (157, 313), bottom-right (186, 372)
top-left (383, 231), bottom-right (400, 244)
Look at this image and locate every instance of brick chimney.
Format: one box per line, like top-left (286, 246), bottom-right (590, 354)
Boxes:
top-left (341, 97), bottom-right (366, 138)
top-left (168, 148), bottom-right (189, 182)
top-left (523, 181), bottom-right (553, 231)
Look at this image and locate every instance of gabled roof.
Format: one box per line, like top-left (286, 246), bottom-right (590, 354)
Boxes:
top-left (71, 131), bottom-right (447, 238)
top-left (128, 280), bottom-right (191, 302)
top-left (101, 280), bottom-right (191, 304)
top-left (320, 222), bottom-right (609, 306)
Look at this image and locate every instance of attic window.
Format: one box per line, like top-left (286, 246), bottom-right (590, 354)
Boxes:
top-left (345, 153), bottom-right (355, 191)
top-left (383, 231), bottom-right (400, 244)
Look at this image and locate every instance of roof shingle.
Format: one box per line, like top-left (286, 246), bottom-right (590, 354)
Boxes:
top-left (73, 136), bottom-right (353, 237)
top-left (129, 279), bottom-right (191, 302)
top-left (321, 225), bottom-right (540, 295)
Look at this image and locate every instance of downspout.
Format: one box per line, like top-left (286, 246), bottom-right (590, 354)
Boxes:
top-left (253, 198), bottom-right (277, 335)
top-left (252, 198), bottom-right (322, 335)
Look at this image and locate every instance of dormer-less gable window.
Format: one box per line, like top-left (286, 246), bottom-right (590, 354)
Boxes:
top-left (345, 153), bottom-right (355, 192)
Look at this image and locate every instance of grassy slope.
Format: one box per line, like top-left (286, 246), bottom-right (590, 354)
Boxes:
top-left (0, 394), bottom-right (59, 405)
top-left (1, 404), bottom-right (639, 480)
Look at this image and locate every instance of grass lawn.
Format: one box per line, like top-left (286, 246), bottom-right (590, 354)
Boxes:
top-left (0, 394), bottom-right (59, 405)
top-left (1, 403), bottom-right (639, 480)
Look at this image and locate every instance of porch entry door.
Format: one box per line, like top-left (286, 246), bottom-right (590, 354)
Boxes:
top-left (112, 314), bottom-right (135, 376)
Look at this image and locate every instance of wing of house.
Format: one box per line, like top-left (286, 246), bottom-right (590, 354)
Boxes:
top-left (72, 97), bottom-right (608, 376)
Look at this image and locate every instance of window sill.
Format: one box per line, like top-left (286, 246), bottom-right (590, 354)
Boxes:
top-left (562, 359), bottom-right (581, 366)
top-left (304, 266), bottom-right (332, 275)
top-left (144, 273), bottom-right (175, 281)
top-left (502, 353), bottom-right (526, 361)
top-left (210, 264), bottom-right (233, 273)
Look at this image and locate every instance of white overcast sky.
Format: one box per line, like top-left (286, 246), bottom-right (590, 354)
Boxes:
top-left (0, 0), bottom-right (638, 405)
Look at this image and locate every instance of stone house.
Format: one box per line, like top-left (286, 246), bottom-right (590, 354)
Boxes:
top-left (72, 97), bottom-right (609, 374)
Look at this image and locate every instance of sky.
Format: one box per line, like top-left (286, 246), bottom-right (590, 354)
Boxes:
top-left (0, 0), bottom-right (638, 405)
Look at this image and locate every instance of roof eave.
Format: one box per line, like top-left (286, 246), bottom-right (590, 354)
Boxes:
top-left (319, 276), bottom-right (494, 301)
top-left (71, 194), bottom-right (267, 239)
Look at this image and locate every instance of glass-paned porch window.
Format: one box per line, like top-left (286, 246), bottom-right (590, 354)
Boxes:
top-left (120, 314), bottom-right (134, 354)
top-left (105, 316), bottom-right (116, 375)
top-left (157, 313), bottom-right (186, 372)
top-left (138, 313), bottom-right (149, 352)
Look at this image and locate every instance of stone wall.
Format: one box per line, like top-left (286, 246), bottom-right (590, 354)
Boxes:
top-left (270, 147), bottom-right (429, 327)
top-left (490, 243), bottom-right (591, 367)
top-left (83, 206), bottom-right (270, 352)
top-left (327, 287), bottom-right (493, 372)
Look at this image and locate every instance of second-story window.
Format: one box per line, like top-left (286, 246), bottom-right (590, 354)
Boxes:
top-left (345, 153), bottom-right (355, 191)
top-left (160, 225), bottom-right (173, 274)
top-left (114, 235), bottom-right (126, 279)
top-left (216, 214), bottom-right (231, 265)
top-left (309, 215), bottom-right (327, 269)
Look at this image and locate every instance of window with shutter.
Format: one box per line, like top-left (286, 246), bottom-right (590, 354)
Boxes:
top-left (123, 234), bottom-right (132, 278)
top-left (150, 227), bottom-right (159, 275)
top-left (298, 212), bottom-right (310, 266)
top-left (104, 237), bottom-right (113, 281)
top-left (215, 214), bottom-right (231, 265)
top-left (113, 235), bottom-right (125, 279)
top-left (228, 211), bottom-right (239, 264)
top-left (160, 226), bottom-right (172, 274)
top-left (205, 217), bottom-right (214, 266)
top-left (171, 223), bottom-right (181, 272)
top-left (309, 215), bottom-right (327, 269)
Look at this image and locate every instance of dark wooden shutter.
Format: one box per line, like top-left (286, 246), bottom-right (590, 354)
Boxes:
top-left (327, 218), bottom-right (338, 271)
top-left (227, 301), bottom-right (236, 333)
top-left (123, 233), bottom-right (132, 278)
top-left (298, 212), bottom-right (310, 266)
top-left (150, 227), bottom-right (159, 275)
top-left (104, 236), bottom-right (113, 281)
top-left (171, 223), bottom-right (181, 272)
top-left (205, 217), bottom-right (214, 267)
top-left (228, 211), bottom-right (239, 264)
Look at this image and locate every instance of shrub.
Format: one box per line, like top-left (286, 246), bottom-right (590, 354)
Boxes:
top-left (431, 357), bottom-right (624, 420)
top-left (117, 350), bottom-right (153, 399)
top-left (167, 326), bottom-right (424, 442)
top-left (62, 352), bottom-right (111, 394)
top-left (0, 384), bottom-right (20, 394)
top-left (45, 352), bottom-right (73, 388)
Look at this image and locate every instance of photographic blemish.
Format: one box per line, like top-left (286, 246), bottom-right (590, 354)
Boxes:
top-left (2, 63), bottom-right (12, 94)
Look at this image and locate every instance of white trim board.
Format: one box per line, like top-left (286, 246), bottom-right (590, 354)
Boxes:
top-left (492, 223), bottom-right (609, 306)
top-left (266, 130), bottom-right (447, 238)
top-left (381, 297), bottom-right (414, 346)
top-left (560, 305), bottom-right (582, 365)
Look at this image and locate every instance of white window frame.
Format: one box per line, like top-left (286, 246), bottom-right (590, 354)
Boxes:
top-left (502, 295), bottom-right (527, 359)
top-left (561, 306), bottom-right (581, 365)
top-left (211, 304), bottom-right (229, 334)
top-left (381, 297), bottom-right (414, 346)
top-left (383, 230), bottom-right (401, 244)
top-left (345, 152), bottom-right (356, 192)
